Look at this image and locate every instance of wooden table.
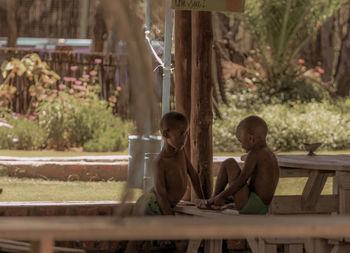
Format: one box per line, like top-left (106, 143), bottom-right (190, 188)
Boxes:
top-left (271, 154), bottom-right (350, 214)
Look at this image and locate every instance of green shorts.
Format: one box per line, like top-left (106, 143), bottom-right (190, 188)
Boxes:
top-left (133, 191), bottom-right (163, 216)
top-left (239, 192), bottom-right (269, 215)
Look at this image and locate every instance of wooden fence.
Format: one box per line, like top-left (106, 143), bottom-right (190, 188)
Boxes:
top-left (0, 48), bottom-right (130, 116)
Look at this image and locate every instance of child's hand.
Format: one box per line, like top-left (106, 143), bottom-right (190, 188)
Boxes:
top-left (194, 199), bottom-right (208, 209)
top-left (213, 196), bottom-right (226, 206)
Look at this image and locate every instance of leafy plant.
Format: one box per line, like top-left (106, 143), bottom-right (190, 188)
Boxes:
top-left (1, 53), bottom-right (60, 114)
top-left (1, 54), bottom-right (131, 151)
top-left (225, 0), bottom-right (346, 102)
top-left (213, 97), bottom-right (350, 152)
top-left (0, 113), bottom-right (46, 150)
top-left (36, 61), bottom-right (129, 151)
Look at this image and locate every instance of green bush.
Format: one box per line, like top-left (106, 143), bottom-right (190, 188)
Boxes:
top-left (37, 89), bottom-right (133, 151)
top-left (213, 96), bottom-right (350, 152)
top-left (83, 118), bottom-right (133, 152)
top-left (0, 114), bottom-right (46, 150)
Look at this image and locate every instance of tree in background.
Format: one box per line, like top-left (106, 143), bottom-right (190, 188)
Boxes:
top-left (213, 0), bottom-right (347, 103)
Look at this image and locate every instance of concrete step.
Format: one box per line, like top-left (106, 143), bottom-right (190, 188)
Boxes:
top-left (0, 156), bottom-right (241, 182)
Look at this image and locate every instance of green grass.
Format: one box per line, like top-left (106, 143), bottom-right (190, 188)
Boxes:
top-left (0, 150), bottom-right (341, 202)
top-left (0, 176), bottom-right (332, 202)
top-left (0, 150), bottom-right (128, 157)
top-left (0, 176), bottom-right (142, 202)
top-left (1, 149), bottom-right (349, 158)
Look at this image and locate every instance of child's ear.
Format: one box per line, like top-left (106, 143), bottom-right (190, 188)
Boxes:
top-left (162, 129), bottom-right (169, 138)
top-left (248, 134), bottom-right (255, 143)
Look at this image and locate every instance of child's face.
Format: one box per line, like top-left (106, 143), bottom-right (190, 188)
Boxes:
top-left (236, 127), bottom-right (254, 152)
top-left (166, 123), bottom-right (189, 150)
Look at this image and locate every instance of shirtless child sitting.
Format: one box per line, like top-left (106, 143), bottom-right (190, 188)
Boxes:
top-left (199, 115), bottom-right (279, 214)
top-left (126, 111), bottom-right (205, 252)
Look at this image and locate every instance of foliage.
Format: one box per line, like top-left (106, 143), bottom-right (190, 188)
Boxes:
top-left (36, 64), bottom-right (130, 151)
top-left (1, 53), bottom-right (60, 113)
top-left (83, 117), bottom-right (133, 152)
top-left (213, 96), bottom-right (350, 152)
top-left (0, 110), bottom-right (46, 150)
top-left (0, 53), bottom-right (132, 151)
top-left (228, 75), bottom-right (330, 108)
top-left (226, 0), bottom-right (346, 102)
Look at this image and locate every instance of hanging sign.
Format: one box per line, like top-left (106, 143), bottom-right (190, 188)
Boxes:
top-left (171, 0), bottom-right (244, 12)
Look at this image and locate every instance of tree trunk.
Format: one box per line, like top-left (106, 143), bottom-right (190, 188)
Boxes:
top-left (335, 4), bottom-right (350, 97)
top-left (191, 11), bottom-right (213, 199)
top-left (335, 27), bottom-right (350, 96)
top-left (175, 10), bottom-right (192, 156)
top-left (174, 10), bottom-right (192, 201)
top-left (6, 0), bottom-right (18, 48)
top-left (301, 16), bottom-right (335, 83)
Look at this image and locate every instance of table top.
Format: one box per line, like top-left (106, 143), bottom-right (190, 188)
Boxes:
top-left (277, 154), bottom-right (350, 171)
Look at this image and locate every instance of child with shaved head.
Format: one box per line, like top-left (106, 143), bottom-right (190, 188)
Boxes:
top-left (126, 111), bottom-right (204, 252)
top-left (199, 115), bottom-right (280, 214)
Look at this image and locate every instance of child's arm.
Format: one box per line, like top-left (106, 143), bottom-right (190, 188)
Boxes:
top-left (185, 155), bottom-right (205, 199)
top-left (154, 160), bottom-right (174, 215)
top-left (210, 152), bottom-right (257, 205)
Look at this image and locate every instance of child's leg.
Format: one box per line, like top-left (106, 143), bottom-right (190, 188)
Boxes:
top-left (214, 158), bottom-right (241, 196)
top-left (233, 185), bottom-right (250, 210)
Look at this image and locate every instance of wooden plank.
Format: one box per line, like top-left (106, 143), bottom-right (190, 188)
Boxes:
top-left (204, 239), bottom-right (222, 253)
top-left (288, 244), bottom-right (303, 253)
top-left (336, 171), bottom-right (350, 214)
top-left (266, 244), bottom-right (277, 253)
top-left (258, 238), bottom-right (266, 253)
top-left (175, 205), bottom-right (239, 217)
top-left (301, 171), bottom-right (329, 210)
top-left (31, 238), bottom-right (53, 253)
top-left (1, 215), bottom-right (350, 241)
top-left (0, 239), bottom-right (85, 252)
top-left (280, 168), bottom-right (312, 177)
top-left (186, 240), bottom-right (201, 253)
top-left (280, 168), bottom-right (334, 178)
top-left (270, 195), bottom-right (338, 214)
top-left (246, 238), bottom-right (258, 253)
top-left (264, 238), bottom-right (307, 244)
top-left (313, 238), bottom-right (333, 253)
top-left (277, 155), bottom-right (350, 171)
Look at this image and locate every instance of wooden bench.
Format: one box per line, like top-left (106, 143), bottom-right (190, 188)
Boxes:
top-left (175, 205), bottom-right (350, 253)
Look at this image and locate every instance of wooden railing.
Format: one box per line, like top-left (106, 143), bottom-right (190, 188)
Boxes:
top-left (1, 215), bottom-right (350, 253)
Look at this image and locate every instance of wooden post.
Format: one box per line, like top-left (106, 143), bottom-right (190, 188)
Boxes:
top-left (175, 10), bottom-right (192, 201)
top-left (175, 10), bottom-right (192, 156)
top-left (336, 171), bottom-right (350, 214)
top-left (190, 11), bottom-right (213, 199)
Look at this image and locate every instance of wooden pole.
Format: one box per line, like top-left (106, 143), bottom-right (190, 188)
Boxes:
top-left (79, 0), bottom-right (89, 38)
top-left (175, 10), bottom-right (192, 200)
top-left (175, 10), bottom-right (192, 155)
top-left (190, 11), bottom-right (213, 199)
top-left (161, 0), bottom-right (174, 116)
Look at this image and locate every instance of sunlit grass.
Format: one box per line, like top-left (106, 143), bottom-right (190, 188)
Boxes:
top-left (0, 176), bottom-right (332, 202)
top-left (0, 150), bottom-right (341, 202)
top-left (0, 150), bottom-right (128, 157)
top-left (0, 176), bottom-right (142, 202)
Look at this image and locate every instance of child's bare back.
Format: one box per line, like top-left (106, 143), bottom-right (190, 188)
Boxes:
top-left (243, 146), bottom-right (279, 206)
top-left (199, 115), bottom-right (280, 214)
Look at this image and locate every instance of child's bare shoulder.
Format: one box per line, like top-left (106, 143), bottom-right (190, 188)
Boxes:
top-left (251, 146), bottom-right (277, 164)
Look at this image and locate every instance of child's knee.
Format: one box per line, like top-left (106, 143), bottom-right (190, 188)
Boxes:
top-left (222, 158), bottom-right (239, 170)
